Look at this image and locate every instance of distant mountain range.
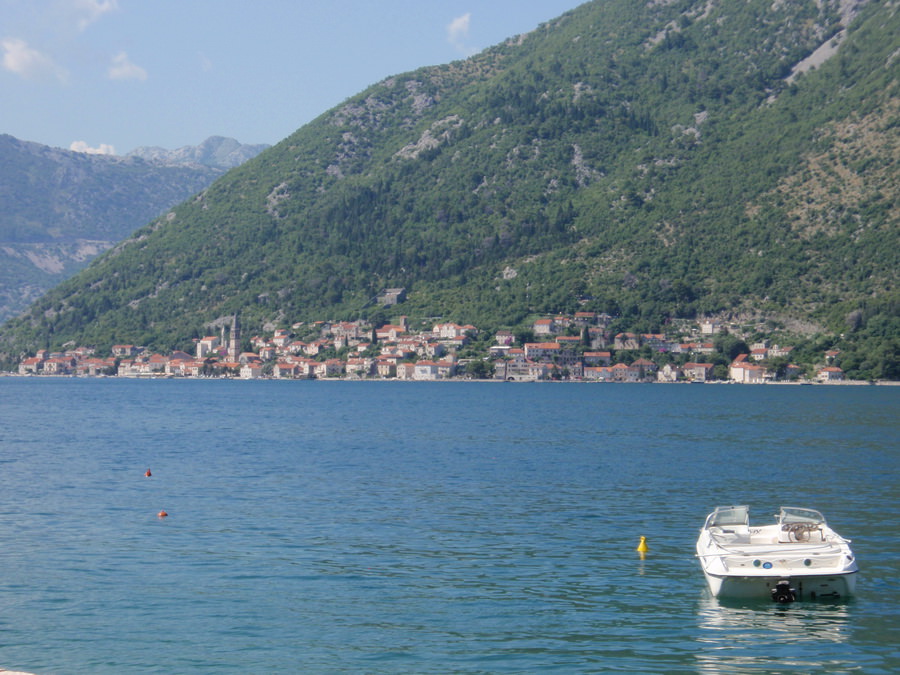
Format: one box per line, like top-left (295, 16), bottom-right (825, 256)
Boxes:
top-left (0, 135), bottom-right (267, 321)
top-left (0, 0), bottom-right (896, 376)
top-left (127, 136), bottom-right (271, 169)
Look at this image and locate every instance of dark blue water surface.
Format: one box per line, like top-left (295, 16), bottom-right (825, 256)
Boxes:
top-left (0, 379), bottom-right (897, 673)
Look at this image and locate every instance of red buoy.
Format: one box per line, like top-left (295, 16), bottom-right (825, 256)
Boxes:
top-left (157, 510), bottom-right (168, 518)
top-left (145, 469), bottom-right (152, 477)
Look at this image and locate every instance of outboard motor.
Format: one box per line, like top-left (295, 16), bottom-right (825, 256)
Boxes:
top-left (771, 579), bottom-right (797, 603)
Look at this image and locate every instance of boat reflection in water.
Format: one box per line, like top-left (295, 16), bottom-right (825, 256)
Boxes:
top-left (694, 593), bottom-right (854, 674)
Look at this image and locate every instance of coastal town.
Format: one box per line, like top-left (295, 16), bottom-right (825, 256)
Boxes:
top-left (15, 309), bottom-right (850, 384)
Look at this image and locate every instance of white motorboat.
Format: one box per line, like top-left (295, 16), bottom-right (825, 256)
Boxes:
top-left (696, 505), bottom-right (858, 602)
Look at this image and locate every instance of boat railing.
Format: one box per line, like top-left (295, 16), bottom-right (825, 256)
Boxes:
top-left (698, 539), bottom-right (841, 558)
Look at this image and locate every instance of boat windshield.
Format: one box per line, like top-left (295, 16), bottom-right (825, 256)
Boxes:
top-left (706, 505), bottom-right (749, 528)
top-left (778, 507), bottom-right (825, 525)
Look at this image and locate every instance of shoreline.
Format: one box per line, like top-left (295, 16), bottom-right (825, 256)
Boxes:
top-left (1, 372), bottom-right (897, 385)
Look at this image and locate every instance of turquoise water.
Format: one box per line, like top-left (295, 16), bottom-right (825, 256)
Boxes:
top-left (0, 379), bottom-right (897, 673)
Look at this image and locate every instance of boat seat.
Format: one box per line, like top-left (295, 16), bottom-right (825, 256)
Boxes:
top-left (711, 526), bottom-right (751, 544)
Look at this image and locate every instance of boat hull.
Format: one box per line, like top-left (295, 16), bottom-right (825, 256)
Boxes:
top-left (703, 569), bottom-right (856, 600)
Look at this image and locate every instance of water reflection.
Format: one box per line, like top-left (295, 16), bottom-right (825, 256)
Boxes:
top-left (695, 592), bottom-right (853, 673)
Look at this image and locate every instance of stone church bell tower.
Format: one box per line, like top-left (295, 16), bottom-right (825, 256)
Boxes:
top-left (228, 313), bottom-right (241, 361)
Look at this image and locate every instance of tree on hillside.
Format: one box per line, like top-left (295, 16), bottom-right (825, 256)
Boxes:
top-left (714, 334), bottom-right (750, 362)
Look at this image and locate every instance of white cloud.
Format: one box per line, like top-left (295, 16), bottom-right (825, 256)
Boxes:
top-left (1, 2), bottom-right (119, 85)
top-left (447, 13), bottom-right (470, 43)
top-left (108, 51), bottom-right (147, 81)
top-left (73, 0), bottom-right (119, 31)
top-left (70, 140), bottom-right (117, 155)
top-left (447, 13), bottom-right (477, 56)
top-left (2, 37), bottom-right (68, 82)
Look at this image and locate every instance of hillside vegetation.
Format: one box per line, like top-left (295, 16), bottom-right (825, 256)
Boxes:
top-left (1, 0), bottom-right (897, 378)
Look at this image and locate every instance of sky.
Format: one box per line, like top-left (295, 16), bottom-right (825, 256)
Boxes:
top-left (1, 0), bottom-right (583, 155)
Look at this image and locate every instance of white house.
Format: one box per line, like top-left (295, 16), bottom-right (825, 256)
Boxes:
top-left (413, 360), bottom-right (440, 380)
top-left (817, 366), bottom-right (845, 382)
top-left (240, 362), bottom-right (264, 379)
top-left (196, 336), bottom-right (220, 359)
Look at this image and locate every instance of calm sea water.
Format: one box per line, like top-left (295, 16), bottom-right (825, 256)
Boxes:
top-left (0, 379), bottom-right (897, 674)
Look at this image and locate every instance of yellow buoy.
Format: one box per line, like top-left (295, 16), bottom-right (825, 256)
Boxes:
top-left (636, 535), bottom-right (648, 553)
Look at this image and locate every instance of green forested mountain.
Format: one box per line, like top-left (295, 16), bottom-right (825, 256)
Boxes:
top-left (1, 0), bottom-right (897, 376)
